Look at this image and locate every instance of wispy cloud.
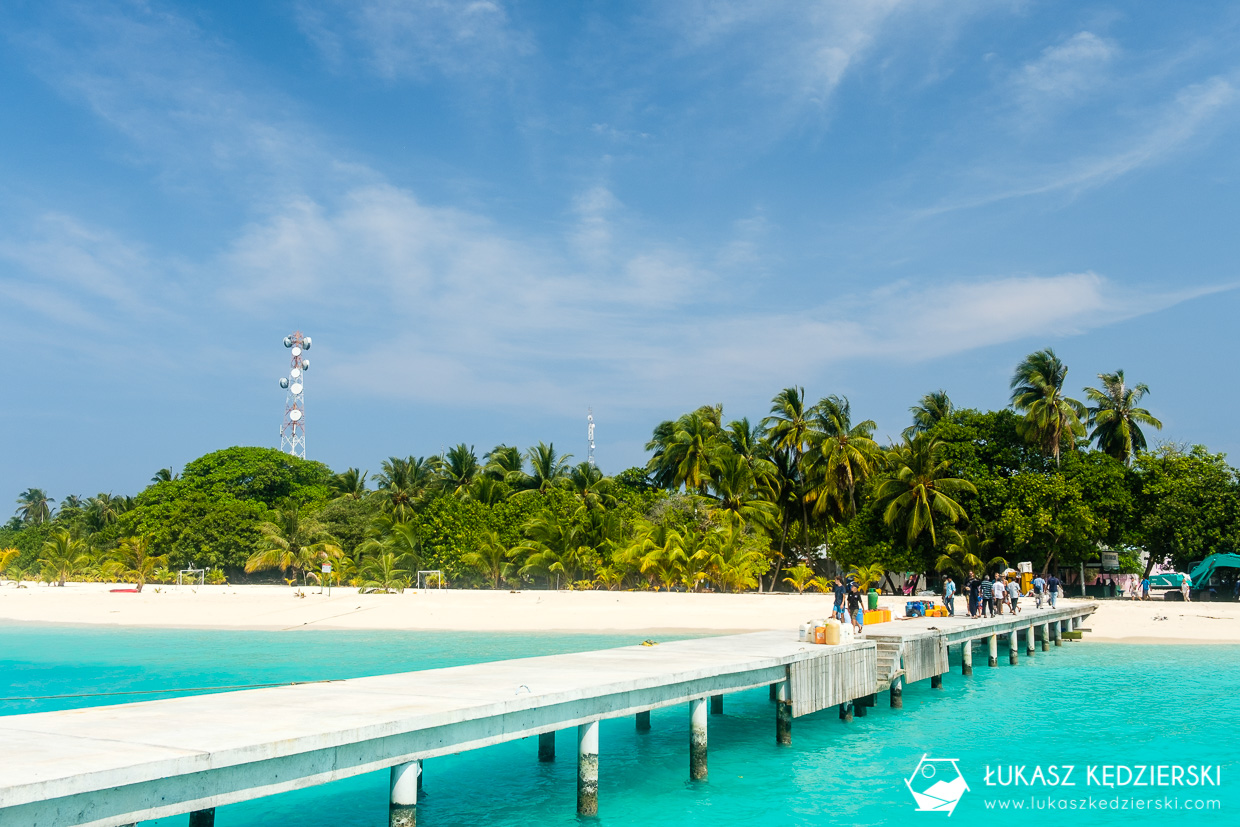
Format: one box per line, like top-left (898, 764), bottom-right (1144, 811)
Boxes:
top-left (1014, 31), bottom-right (1117, 105)
top-left (295, 0), bottom-right (535, 80)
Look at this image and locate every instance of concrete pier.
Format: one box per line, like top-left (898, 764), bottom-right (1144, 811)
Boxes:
top-left (775, 680), bottom-right (792, 745)
top-left (1009, 630), bottom-right (1019, 665)
top-left (710, 694), bottom-right (723, 715)
top-left (389, 760), bottom-right (420, 827)
top-left (988, 634), bottom-right (998, 667)
top-left (538, 731), bottom-right (555, 762)
top-left (1026, 626), bottom-right (1035, 657)
top-left (577, 721), bottom-right (599, 816)
top-left (0, 605), bottom-right (1095, 827)
top-left (1042, 622), bottom-right (1050, 651)
top-left (1055, 620), bottom-right (1063, 646)
top-left (962, 640), bottom-right (973, 675)
top-left (689, 699), bottom-right (708, 781)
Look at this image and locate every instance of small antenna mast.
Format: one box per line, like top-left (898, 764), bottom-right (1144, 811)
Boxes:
top-left (587, 408), bottom-right (596, 468)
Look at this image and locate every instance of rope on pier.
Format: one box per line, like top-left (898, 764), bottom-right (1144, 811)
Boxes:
top-left (1, 679), bottom-right (341, 702)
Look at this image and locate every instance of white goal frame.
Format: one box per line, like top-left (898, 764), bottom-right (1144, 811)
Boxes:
top-left (177, 568), bottom-right (206, 588)
top-left (417, 570), bottom-right (444, 589)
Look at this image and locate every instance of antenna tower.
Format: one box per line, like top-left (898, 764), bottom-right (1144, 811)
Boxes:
top-left (587, 408), bottom-right (596, 468)
top-left (278, 331), bottom-right (312, 458)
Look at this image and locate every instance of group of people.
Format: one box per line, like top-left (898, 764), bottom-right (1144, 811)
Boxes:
top-left (830, 576), bottom-right (868, 634)
top-left (938, 571), bottom-right (1062, 618)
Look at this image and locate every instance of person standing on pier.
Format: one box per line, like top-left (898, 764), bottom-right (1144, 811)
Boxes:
top-left (1047, 573), bottom-right (1061, 607)
top-left (980, 574), bottom-right (994, 618)
top-left (967, 571), bottom-right (981, 617)
top-left (1032, 574), bottom-right (1046, 608)
top-left (1007, 578), bottom-right (1021, 613)
top-left (943, 576), bottom-right (956, 616)
top-left (846, 584), bottom-right (865, 635)
top-left (832, 576), bottom-right (846, 621)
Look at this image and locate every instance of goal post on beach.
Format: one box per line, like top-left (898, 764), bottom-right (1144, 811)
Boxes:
top-left (176, 568), bottom-right (206, 588)
top-left (417, 570), bottom-right (445, 590)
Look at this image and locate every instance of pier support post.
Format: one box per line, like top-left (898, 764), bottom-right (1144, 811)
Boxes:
top-left (1054, 621), bottom-right (1063, 647)
top-left (775, 680), bottom-right (792, 745)
top-left (962, 640), bottom-right (973, 676)
top-left (839, 700), bottom-right (854, 722)
top-left (636, 710), bottom-right (651, 731)
top-left (389, 760), bottom-right (421, 827)
top-left (1041, 623), bottom-right (1050, 652)
top-left (188, 809), bottom-right (215, 827)
top-left (711, 694), bottom-right (723, 715)
top-left (539, 731), bottom-right (556, 762)
top-left (1026, 626), bottom-right (1035, 657)
top-left (770, 683), bottom-right (778, 701)
top-left (855, 696), bottom-right (868, 716)
top-left (988, 634), bottom-right (998, 667)
top-left (931, 674), bottom-right (942, 689)
top-left (578, 721), bottom-right (599, 816)
top-left (689, 698), bottom-right (708, 781)
top-left (889, 675), bottom-right (903, 709)
top-left (1009, 630), bottom-right (1019, 665)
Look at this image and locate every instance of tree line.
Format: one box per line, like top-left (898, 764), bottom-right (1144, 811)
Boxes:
top-left (2, 348), bottom-right (1236, 593)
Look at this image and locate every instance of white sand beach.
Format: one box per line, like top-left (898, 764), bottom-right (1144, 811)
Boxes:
top-left (1, 582), bottom-right (1238, 642)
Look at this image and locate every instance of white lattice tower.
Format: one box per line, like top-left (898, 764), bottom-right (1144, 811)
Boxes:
top-left (587, 408), bottom-right (595, 467)
top-left (279, 331), bottom-right (312, 458)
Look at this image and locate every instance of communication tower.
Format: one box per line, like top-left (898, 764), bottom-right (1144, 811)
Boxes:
top-left (279, 331), bottom-right (312, 458)
top-left (587, 408), bottom-right (596, 468)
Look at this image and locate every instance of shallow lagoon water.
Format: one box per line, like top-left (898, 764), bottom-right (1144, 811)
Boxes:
top-left (2, 624), bottom-right (1237, 826)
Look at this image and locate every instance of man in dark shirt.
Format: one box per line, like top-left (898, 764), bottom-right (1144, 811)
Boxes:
top-left (980, 575), bottom-right (994, 618)
top-left (1047, 574), bottom-right (1061, 608)
top-left (966, 571), bottom-right (981, 618)
top-left (846, 584), bottom-right (865, 634)
top-left (832, 577), bottom-right (846, 621)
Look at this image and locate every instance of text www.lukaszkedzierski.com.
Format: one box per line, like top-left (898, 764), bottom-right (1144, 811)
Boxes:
top-left (983, 796), bottom-right (1221, 811)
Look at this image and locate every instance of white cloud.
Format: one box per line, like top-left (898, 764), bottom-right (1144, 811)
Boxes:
top-left (296, 0), bottom-right (535, 80)
top-left (1014, 31), bottom-right (1117, 103)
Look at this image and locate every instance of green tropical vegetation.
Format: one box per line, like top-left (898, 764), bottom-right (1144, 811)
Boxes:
top-left (5, 349), bottom-right (1239, 592)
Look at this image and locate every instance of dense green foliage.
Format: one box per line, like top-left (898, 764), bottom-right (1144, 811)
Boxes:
top-left (6, 351), bottom-right (1240, 591)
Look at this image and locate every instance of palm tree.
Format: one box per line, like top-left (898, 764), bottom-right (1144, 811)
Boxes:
top-left (358, 552), bottom-right (415, 593)
top-left (462, 530), bottom-right (513, 589)
top-left (1010, 348), bottom-right (1086, 465)
top-left (936, 528), bottom-right (1006, 580)
top-left (357, 519), bottom-right (422, 575)
top-left (850, 563), bottom-right (886, 592)
top-left (331, 468), bottom-right (368, 500)
top-left (523, 442), bottom-right (573, 494)
top-left (904, 390), bottom-right (953, 439)
top-left (705, 450), bottom-right (778, 528)
top-left (763, 388), bottom-right (814, 557)
top-left (645, 407), bottom-right (723, 495)
top-left (436, 444), bottom-right (481, 497)
top-left (1084, 370), bottom-right (1163, 465)
top-left (706, 519), bottom-right (768, 593)
top-left (1, 547), bottom-right (21, 581)
top-left (16, 488), bottom-right (55, 525)
top-left (782, 563), bottom-right (815, 594)
top-left (105, 535), bottom-right (168, 592)
top-left (569, 462), bottom-right (616, 512)
top-left (806, 395), bottom-right (882, 519)
top-left (484, 445), bottom-right (526, 484)
top-left (151, 467), bottom-right (179, 483)
top-left (86, 493), bottom-right (127, 531)
top-left (373, 456), bottom-right (436, 520)
top-left (38, 528), bottom-right (91, 587)
top-left (244, 506), bottom-right (342, 584)
top-left (875, 435), bottom-right (977, 547)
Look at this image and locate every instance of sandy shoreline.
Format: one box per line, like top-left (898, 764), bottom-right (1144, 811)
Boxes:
top-left (2, 582), bottom-right (1238, 642)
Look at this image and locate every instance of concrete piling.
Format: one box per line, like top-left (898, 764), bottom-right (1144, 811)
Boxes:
top-left (689, 698), bottom-right (708, 781)
top-left (838, 701), bottom-right (854, 722)
top-left (962, 640), bottom-right (973, 676)
top-left (775, 680), bottom-right (792, 745)
top-left (770, 683), bottom-right (778, 701)
top-left (577, 721), bottom-right (599, 816)
top-left (710, 694), bottom-right (723, 715)
top-left (1009, 630), bottom-right (1019, 665)
top-left (188, 809), bottom-right (215, 827)
top-left (389, 760), bottom-right (420, 827)
top-left (538, 731), bottom-right (555, 762)
top-left (635, 710), bottom-right (651, 731)
top-left (988, 634), bottom-right (998, 667)
top-left (931, 674), bottom-right (942, 689)
top-left (889, 675), bottom-right (903, 709)
top-left (1054, 621), bottom-right (1063, 647)
top-left (1041, 622), bottom-right (1050, 652)
top-left (1026, 626), bottom-right (1035, 657)
top-left (855, 697), bottom-right (868, 716)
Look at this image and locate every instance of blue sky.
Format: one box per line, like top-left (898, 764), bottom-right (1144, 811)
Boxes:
top-left (3, 1), bottom-right (1240, 504)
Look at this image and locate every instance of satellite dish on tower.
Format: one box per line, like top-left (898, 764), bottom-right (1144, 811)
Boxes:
top-left (291, 368), bottom-right (301, 378)
top-left (291, 383), bottom-right (303, 395)
top-left (289, 409), bottom-right (302, 422)
top-left (279, 377), bottom-right (289, 389)
top-left (283, 336), bottom-right (292, 348)
top-left (303, 337), bottom-right (312, 349)
top-left (291, 346), bottom-right (302, 357)
top-left (301, 359), bottom-right (310, 370)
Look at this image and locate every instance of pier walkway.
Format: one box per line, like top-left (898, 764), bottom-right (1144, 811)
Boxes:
top-left (0, 602), bottom-right (1094, 827)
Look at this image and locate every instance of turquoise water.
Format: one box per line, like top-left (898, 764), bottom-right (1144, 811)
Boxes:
top-left (2, 625), bottom-right (1236, 826)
